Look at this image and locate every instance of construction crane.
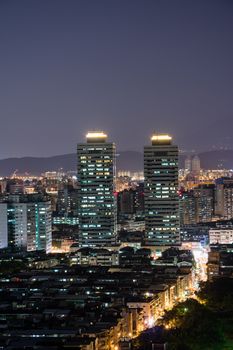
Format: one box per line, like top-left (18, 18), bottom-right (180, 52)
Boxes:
top-left (11, 169), bottom-right (18, 179)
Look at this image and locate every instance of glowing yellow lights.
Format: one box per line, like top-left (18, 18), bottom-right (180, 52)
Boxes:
top-left (148, 317), bottom-right (155, 327)
top-left (86, 132), bottom-right (107, 139)
top-left (151, 134), bottom-right (172, 141)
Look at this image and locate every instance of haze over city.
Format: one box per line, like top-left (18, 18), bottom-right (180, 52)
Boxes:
top-left (1, 0), bottom-right (233, 158)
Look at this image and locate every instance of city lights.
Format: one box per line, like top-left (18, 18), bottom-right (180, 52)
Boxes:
top-left (151, 134), bottom-right (172, 141)
top-left (1, 1), bottom-right (232, 349)
top-left (86, 131), bottom-right (108, 139)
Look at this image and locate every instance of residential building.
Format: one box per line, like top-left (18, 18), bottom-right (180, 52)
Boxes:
top-left (215, 178), bottom-right (233, 220)
top-left (0, 194), bottom-right (52, 253)
top-left (193, 184), bottom-right (215, 222)
top-left (179, 191), bottom-right (196, 225)
top-left (209, 228), bottom-right (233, 245)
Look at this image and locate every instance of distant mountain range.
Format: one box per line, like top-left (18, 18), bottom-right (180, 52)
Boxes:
top-left (0, 151), bottom-right (143, 176)
top-left (0, 150), bottom-right (233, 176)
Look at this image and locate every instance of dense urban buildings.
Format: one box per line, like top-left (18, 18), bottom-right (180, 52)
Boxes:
top-left (0, 247), bottom-right (195, 349)
top-left (180, 184), bottom-right (215, 225)
top-left (144, 134), bottom-right (180, 248)
top-left (2, 0), bottom-right (233, 347)
top-left (77, 132), bottom-right (117, 247)
top-left (1, 132), bottom-right (233, 350)
top-left (1, 133), bottom-right (233, 349)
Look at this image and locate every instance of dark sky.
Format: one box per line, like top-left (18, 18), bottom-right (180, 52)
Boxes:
top-left (1, 0), bottom-right (233, 158)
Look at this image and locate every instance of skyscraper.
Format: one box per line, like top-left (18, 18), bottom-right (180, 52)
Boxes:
top-left (77, 132), bottom-right (117, 247)
top-left (144, 134), bottom-right (180, 247)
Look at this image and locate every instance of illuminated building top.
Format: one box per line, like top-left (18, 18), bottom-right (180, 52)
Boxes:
top-left (86, 131), bottom-right (108, 143)
top-left (151, 134), bottom-right (172, 145)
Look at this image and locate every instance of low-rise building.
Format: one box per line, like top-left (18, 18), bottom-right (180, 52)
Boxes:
top-left (207, 245), bottom-right (233, 281)
top-left (209, 228), bottom-right (233, 245)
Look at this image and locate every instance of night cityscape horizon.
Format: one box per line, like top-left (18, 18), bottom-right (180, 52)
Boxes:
top-left (1, 1), bottom-right (233, 350)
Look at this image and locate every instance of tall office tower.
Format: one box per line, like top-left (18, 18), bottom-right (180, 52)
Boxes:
top-left (0, 194), bottom-right (52, 252)
top-left (144, 134), bottom-right (180, 247)
top-left (215, 178), bottom-right (233, 219)
top-left (77, 132), bottom-right (117, 247)
top-left (184, 155), bottom-right (192, 172)
top-left (191, 155), bottom-right (201, 175)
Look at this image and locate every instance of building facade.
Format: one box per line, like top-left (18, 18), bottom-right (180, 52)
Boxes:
top-left (77, 132), bottom-right (117, 247)
top-left (144, 134), bottom-right (180, 247)
top-left (209, 228), bottom-right (233, 245)
top-left (215, 178), bottom-right (233, 220)
top-left (184, 155), bottom-right (192, 172)
top-left (191, 155), bottom-right (201, 175)
top-left (0, 194), bottom-right (52, 252)
top-left (179, 191), bottom-right (196, 225)
top-left (193, 184), bottom-right (215, 223)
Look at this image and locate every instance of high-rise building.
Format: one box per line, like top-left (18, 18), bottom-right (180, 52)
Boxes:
top-left (144, 134), bottom-right (180, 247)
top-left (215, 178), bottom-right (233, 220)
top-left (117, 184), bottom-right (145, 217)
top-left (180, 185), bottom-right (215, 226)
top-left (77, 132), bottom-right (117, 247)
top-left (184, 155), bottom-right (192, 172)
top-left (57, 186), bottom-right (78, 217)
top-left (134, 183), bottom-right (145, 214)
top-left (179, 190), bottom-right (196, 225)
top-left (191, 155), bottom-right (201, 175)
top-left (194, 184), bottom-right (214, 222)
top-left (118, 189), bottom-right (135, 215)
top-left (0, 194), bottom-right (52, 252)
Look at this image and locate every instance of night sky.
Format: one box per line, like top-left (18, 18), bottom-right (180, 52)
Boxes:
top-left (1, 0), bottom-right (233, 158)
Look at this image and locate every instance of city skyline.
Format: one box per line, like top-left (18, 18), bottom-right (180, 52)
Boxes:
top-left (1, 2), bottom-right (233, 349)
top-left (1, 0), bottom-right (233, 158)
